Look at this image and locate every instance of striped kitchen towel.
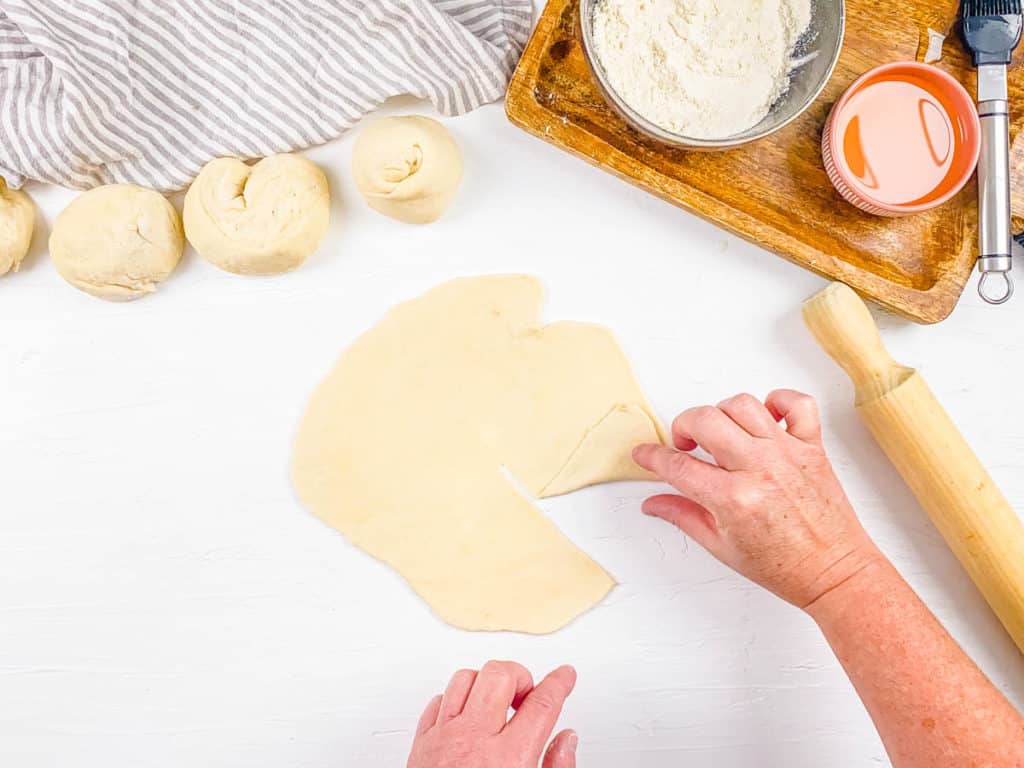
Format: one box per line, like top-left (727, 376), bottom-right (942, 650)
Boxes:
top-left (0, 0), bottom-right (532, 191)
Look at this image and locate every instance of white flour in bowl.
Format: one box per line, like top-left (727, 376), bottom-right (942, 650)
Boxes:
top-left (591, 0), bottom-right (813, 140)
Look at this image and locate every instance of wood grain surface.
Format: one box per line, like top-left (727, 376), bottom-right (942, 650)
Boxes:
top-left (505, 0), bottom-right (1024, 324)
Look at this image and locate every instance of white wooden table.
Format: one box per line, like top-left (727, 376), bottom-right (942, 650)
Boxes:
top-left (2, 92), bottom-right (1023, 768)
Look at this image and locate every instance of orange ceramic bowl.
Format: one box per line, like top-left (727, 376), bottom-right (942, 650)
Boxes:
top-left (822, 62), bottom-right (981, 217)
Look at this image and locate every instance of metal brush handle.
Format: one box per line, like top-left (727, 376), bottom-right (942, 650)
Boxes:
top-left (977, 67), bottom-right (1015, 305)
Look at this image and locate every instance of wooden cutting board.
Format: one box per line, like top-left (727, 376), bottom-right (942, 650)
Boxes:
top-left (505, 0), bottom-right (1024, 324)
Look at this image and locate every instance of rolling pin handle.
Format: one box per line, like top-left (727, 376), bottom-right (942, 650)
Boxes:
top-left (803, 281), bottom-right (1024, 654)
top-left (801, 283), bottom-right (912, 402)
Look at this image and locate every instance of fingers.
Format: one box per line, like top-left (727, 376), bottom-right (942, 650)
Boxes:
top-left (438, 669), bottom-right (477, 722)
top-left (633, 444), bottom-right (727, 507)
top-left (672, 406), bottom-right (754, 469)
top-left (416, 694), bottom-right (442, 735)
top-left (464, 660), bottom-right (534, 732)
top-left (642, 494), bottom-right (719, 552)
top-left (717, 393), bottom-right (779, 438)
top-left (765, 389), bottom-right (822, 443)
top-left (542, 729), bottom-right (579, 768)
top-left (506, 665), bottom-right (577, 756)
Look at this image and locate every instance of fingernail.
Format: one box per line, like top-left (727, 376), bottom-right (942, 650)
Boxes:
top-left (567, 731), bottom-right (578, 752)
top-left (640, 500), bottom-right (661, 518)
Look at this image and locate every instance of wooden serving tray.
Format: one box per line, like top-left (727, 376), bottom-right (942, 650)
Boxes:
top-left (505, 0), bottom-right (1024, 323)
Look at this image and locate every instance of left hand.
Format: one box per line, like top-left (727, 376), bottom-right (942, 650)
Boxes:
top-left (406, 661), bottom-right (578, 768)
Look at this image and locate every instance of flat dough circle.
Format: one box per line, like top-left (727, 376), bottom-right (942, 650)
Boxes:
top-left (292, 275), bottom-right (666, 634)
top-left (183, 154), bottom-right (330, 275)
top-left (0, 178), bottom-right (34, 276)
top-left (352, 116), bottom-right (462, 224)
top-left (49, 184), bottom-right (184, 301)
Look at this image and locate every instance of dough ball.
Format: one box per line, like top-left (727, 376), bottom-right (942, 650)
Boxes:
top-left (49, 184), bottom-right (184, 301)
top-left (352, 116), bottom-right (463, 224)
top-left (0, 178), bottom-right (35, 276)
top-left (183, 154), bottom-right (330, 275)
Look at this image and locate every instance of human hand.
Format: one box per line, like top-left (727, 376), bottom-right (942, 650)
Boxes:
top-left (407, 661), bottom-right (578, 768)
top-left (633, 390), bottom-right (883, 609)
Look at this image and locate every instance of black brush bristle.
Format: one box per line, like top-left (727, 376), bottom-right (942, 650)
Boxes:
top-left (962, 0), bottom-right (1023, 18)
top-left (961, 0), bottom-right (1023, 65)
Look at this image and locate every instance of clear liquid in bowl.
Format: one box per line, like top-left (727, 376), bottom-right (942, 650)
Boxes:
top-left (837, 74), bottom-right (969, 207)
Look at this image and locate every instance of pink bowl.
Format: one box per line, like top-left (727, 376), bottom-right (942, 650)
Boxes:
top-left (822, 62), bottom-right (981, 217)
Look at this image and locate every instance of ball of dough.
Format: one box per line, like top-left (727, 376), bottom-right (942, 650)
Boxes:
top-left (49, 184), bottom-right (184, 301)
top-left (352, 116), bottom-right (463, 224)
top-left (183, 154), bottom-right (330, 275)
top-left (0, 178), bottom-right (35, 276)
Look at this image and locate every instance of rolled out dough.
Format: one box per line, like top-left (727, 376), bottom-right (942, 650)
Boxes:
top-left (292, 275), bottom-right (665, 633)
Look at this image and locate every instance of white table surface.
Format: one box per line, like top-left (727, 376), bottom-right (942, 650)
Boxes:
top-left (3, 54), bottom-right (1024, 768)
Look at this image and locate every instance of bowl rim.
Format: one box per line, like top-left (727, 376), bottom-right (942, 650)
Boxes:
top-left (578, 0), bottom-right (847, 149)
top-left (823, 61), bottom-right (982, 214)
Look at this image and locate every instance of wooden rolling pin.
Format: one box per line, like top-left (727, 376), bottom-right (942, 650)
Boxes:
top-left (803, 282), bottom-right (1024, 653)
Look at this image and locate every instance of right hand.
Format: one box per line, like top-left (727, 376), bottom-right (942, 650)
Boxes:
top-left (633, 389), bottom-right (883, 609)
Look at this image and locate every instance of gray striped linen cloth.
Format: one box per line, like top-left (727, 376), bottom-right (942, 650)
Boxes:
top-left (0, 0), bottom-right (532, 191)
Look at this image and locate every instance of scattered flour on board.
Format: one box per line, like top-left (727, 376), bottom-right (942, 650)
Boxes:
top-left (592, 0), bottom-right (813, 139)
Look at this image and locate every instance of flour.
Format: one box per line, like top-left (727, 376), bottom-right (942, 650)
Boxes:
top-left (592, 0), bottom-right (813, 140)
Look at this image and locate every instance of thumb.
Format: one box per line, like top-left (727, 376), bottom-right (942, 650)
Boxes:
top-left (643, 494), bottom-right (720, 553)
top-left (542, 729), bottom-right (578, 768)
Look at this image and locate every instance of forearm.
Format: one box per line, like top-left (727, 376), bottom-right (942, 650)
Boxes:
top-left (807, 555), bottom-right (1024, 767)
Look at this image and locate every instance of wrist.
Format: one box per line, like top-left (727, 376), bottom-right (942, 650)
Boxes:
top-left (803, 548), bottom-right (897, 622)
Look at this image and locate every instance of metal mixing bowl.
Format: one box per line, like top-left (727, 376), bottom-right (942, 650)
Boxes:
top-left (579, 0), bottom-right (846, 149)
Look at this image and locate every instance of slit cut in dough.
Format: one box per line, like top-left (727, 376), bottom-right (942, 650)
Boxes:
top-left (292, 275), bottom-right (666, 633)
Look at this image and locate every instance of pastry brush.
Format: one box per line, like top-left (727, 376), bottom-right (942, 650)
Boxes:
top-left (960, 0), bottom-right (1022, 304)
